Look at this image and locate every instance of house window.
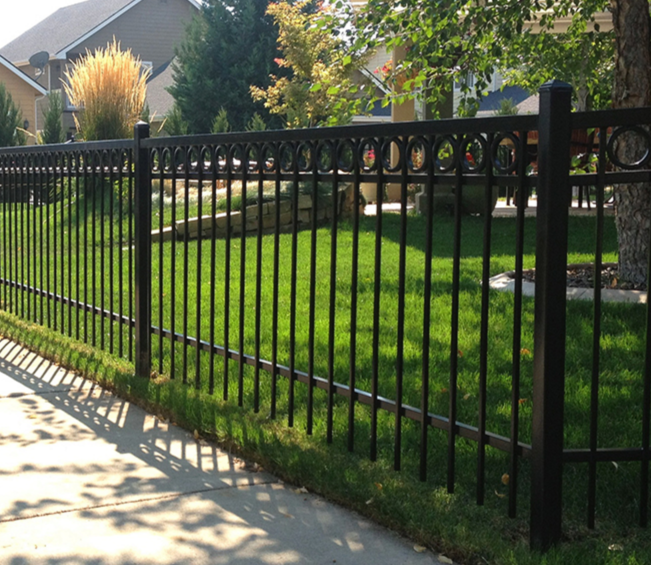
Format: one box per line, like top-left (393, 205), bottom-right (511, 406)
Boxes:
top-left (64, 89), bottom-right (77, 111)
top-left (454, 73), bottom-right (475, 92)
top-left (141, 61), bottom-right (153, 76)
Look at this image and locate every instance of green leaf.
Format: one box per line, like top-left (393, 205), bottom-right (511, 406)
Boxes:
top-left (309, 83), bottom-right (323, 93)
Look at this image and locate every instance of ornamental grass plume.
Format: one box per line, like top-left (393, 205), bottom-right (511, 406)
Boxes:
top-left (63, 39), bottom-right (150, 140)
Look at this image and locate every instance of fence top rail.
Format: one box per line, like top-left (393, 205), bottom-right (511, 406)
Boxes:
top-left (0, 105), bottom-right (649, 156)
top-left (143, 114), bottom-right (541, 149)
top-left (0, 138), bottom-right (133, 156)
top-left (572, 106), bottom-right (651, 129)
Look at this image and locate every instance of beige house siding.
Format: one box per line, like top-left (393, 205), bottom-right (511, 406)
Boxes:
top-left (71, 0), bottom-right (197, 70)
top-left (0, 66), bottom-right (44, 145)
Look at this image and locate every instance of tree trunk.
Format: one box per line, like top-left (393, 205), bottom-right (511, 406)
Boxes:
top-left (611, 0), bottom-right (651, 285)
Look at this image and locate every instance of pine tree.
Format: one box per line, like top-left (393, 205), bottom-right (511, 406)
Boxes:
top-left (211, 107), bottom-right (231, 133)
top-left (41, 91), bottom-right (65, 145)
top-left (169, 0), bottom-right (282, 133)
top-left (0, 83), bottom-right (25, 147)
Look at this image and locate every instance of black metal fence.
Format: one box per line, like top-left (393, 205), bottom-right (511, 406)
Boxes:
top-left (0, 81), bottom-right (650, 550)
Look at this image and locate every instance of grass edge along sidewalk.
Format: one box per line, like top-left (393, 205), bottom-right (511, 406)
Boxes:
top-left (0, 311), bottom-right (649, 565)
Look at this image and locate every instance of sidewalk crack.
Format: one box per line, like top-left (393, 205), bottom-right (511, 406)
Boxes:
top-left (0, 480), bottom-right (280, 524)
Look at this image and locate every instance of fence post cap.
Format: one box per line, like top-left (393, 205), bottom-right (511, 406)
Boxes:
top-left (134, 121), bottom-right (150, 136)
top-left (538, 80), bottom-right (573, 94)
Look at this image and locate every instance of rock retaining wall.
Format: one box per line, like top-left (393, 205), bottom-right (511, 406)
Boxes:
top-left (152, 185), bottom-right (359, 243)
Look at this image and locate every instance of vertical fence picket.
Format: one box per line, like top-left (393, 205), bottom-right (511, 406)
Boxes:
top-left (370, 140), bottom-right (384, 462)
top-left (448, 136), bottom-right (463, 493)
top-left (326, 143), bottom-right (339, 444)
top-left (118, 152), bottom-right (125, 356)
top-left (348, 147), bottom-right (360, 452)
top-left (477, 132), bottom-right (495, 505)
top-left (508, 130), bottom-right (529, 518)
top-left (223, 153), bottom-right (232, 400)
top-left (307, 145), bottom-right (318, 434)
top-left (270, 152), bottom-right (281, 418)
top-left (169, 150), bottom-right (177, 377)
top-left (395, 138), bottom-right (409, 472)
top-left (588, 127), bottom-right (608, 528)
top-left (195, 150), bottom-right (203, 391)
top-left (254, 148), bottom-right (264, 413)
top-left (209, 152), bottom-right (217, 395)
top-left (239, 147), bottom-right (247, 407)
top-left (134, 122), bottom-right (152, 378)
top-left (182, 148), bottom-right (190, 383)
top-left (420, 136), bottom-right (435, 481)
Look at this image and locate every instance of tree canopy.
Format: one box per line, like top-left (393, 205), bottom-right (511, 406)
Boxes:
top-left (336, 0), bottom-right (615, 112)
top-left (169, 0), bottom-right (283, 133)
top-left (251, 0), bottom-right (367, 128)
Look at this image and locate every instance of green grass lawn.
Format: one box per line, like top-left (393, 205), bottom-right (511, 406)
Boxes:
top-left (0, 195), bottom-right (649, 565)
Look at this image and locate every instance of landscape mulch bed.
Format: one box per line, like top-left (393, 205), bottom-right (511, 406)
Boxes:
top-left (518, 262), bottom-right (647, 292)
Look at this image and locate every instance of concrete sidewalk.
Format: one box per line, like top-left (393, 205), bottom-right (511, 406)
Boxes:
top-left (0, 338), bottom-right (448, 565)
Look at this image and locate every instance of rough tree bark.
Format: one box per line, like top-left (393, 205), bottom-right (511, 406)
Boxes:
top-left (611, 0), bottom-right (651, 285)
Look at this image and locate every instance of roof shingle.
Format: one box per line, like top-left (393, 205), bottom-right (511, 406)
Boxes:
top-left (0, 0), bottom-right (136, 63)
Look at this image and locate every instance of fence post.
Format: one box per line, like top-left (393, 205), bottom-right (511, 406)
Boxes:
top-left (134, 121), bottom-right (151, 378)
top-left (530, 80), bottom-right (572, 551)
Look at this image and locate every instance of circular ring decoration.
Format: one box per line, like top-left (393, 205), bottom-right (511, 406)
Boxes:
top-left (358, 138), bottom-right (379, 172)
top-left (200, 146), bottom-right (212, 173)
top-left (491, 132), bottom-right (520, 175)
top-left (460, 134), bottom-right (487, 173)
top-left (173, 147), bottom-right (185, 174)
top-left (229, 144), bottom-right (244, 173)
top-left (406, 136), bottom-right (429, 173)
top-left (297, 141), bottom-right (314, 172)
top-left (336, 139), bottom-right (356, 173)
top-left (150, 148), bottom-right (160, 173)
top-left (187, 146), bottom-right (201, 173)
top-left (82, 151), bottom-right (92, 173)
top-left (607, 125), bottom-right (651, 170)
top-left (381, 137), bottom-right (403, 173)
top-left (119, 149), bottom-right (130, 173)
top-left (316, 140), bottom-right (335, 173)
top-left (245, 143), bottom-right (260, 173)
top-left (432, 135), bottom-right (458, 173)
top-left (279, 142), bottom-right (295, 173)
top-left (160, 148), bottom-right (172, 174)
top-left (214, 145), bottom-right (228, 173)
top-left (260, 143), bottom-right (277, 173)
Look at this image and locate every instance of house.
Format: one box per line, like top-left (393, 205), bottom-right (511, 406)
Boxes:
top-left (0, 0), bottom-right (200, 137)
top-left (0, 55), bottom-right (48, 144)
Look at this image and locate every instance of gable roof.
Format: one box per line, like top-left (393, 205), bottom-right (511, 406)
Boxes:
top-left (0, 0), bottom-right (200, 65)
top-left (145, 59), bottom-right (175, 119)
top-left (477, 85), bottom-right (530, 113)
top-left (0, 54), bottom-right (48, 95)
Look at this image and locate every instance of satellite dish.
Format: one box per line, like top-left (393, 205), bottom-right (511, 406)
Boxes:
top-left (29, 51), bottom-right (50, 77)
